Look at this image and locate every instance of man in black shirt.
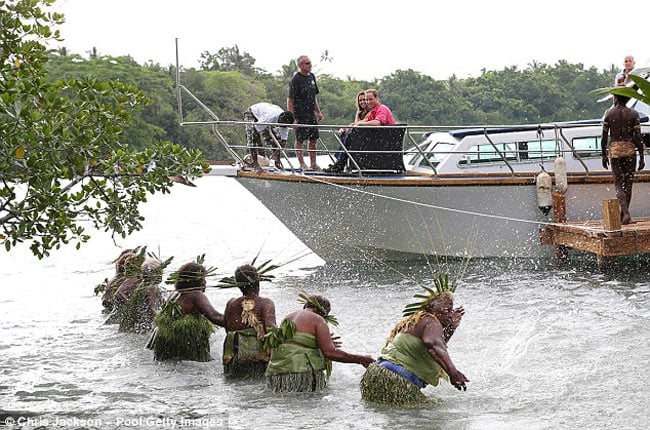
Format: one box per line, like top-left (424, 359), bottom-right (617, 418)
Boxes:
top-left (287, 55), bottom-right (324, 170)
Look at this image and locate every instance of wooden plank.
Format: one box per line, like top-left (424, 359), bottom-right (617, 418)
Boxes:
top-left (634, 231), bottom-right (650, 252)
top-left (540, 227), bottom-right (604, 253)
top-left (541, 217), bottom-right (650, 257)
top-left (602, 199), bottom-right (621, 231)
top-left (601, 235), bottom-right (637, 256)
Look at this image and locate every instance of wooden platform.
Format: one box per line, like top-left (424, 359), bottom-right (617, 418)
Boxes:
top-left (540, 217), bottom-right (650, 257)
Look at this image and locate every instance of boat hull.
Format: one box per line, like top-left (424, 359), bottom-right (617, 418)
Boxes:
top-left (235, 172), bottom-right (650, 261)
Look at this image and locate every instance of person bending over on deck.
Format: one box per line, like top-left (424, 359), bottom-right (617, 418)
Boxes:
top-left (601, 92), bottom-right (645, 225)
top-left (265, 294), bottom-right (374, 392)
top-left (360, 288), bottom-right (469, 406)
top-left (147, 262), bottom-right (225, 362)
top-left (222, 264), bottom-right (277, 378)
top-left (243, 103), bottom-right (294, 173)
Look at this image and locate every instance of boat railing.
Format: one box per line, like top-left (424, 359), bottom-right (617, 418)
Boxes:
top-left (178, 113), bottom-right (612, 177)
top-left (172, 42), bottom-right (650, 177)
top-left (176, 82), bottom-right (247, 166)
top-left (174, 43), bottom-right (614, 178)
top-left (558, 127), bottom-right (590, 174)
top-left (482, 128), bottom-right (515, 175)
top-left (404, 132), bottom-right (439, 175)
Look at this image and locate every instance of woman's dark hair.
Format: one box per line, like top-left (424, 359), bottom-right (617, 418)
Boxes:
top-left (355, 90), bottom-right (369, 121)
top-left (175, 262), bottom-right (206, 290)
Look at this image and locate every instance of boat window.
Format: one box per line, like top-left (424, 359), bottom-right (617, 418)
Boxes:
top-left (572, 136), bottom-right (601, 158)
top-left (459, 139), bottom-right (558, 165)
top-left (525, 139), bottom-right (558, 160)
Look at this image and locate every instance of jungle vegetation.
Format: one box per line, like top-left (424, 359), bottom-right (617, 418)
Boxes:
top-left (45, 46), bottom-right (620, 161)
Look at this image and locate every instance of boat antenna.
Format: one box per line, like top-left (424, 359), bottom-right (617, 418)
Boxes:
top-left (175, 38), bottom-right (183, 124)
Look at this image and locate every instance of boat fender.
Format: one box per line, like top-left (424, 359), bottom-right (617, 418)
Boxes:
top-left (554, 156), bottom-right (568, 194)
top-left (536, 171), bottom-right (552, 215)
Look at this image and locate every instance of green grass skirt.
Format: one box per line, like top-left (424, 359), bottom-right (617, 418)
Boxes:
top-left (224, 360), bottom-right (268, 379)
top-left (148, 312), bottom-right (214, 362)
top-left (360, 363), bottom-right (426, 406)
top-left (117, 286), bottom-right (155, 334)
top-left (267, 368), bottom-right (327, 393)
top-left (222, 330), bottom-right (269, 379)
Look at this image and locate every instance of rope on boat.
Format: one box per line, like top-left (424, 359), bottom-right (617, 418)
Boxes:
top-left (300, 174), bottom-right (606, 234)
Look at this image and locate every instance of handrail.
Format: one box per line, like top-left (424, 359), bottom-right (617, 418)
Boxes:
top-left (267, 131), bottom-right (297, 173)
top-left (175, 40), bottom-right (244, 164)
top-left (558, 126), bottom-right (590, 174)
top-left (317, 132), bottom-right (337, 167)
top-left (329, 130), bottom-right (363, 176)
top-left (483, 128), bottom-right (515, 175)
top-left (405, 132), bottom-right (438, 176)
top-left (184, 118), bottom-right (612, 176)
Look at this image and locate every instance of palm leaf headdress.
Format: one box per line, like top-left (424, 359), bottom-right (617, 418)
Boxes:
top-left (297, 290), bottom-right (339, 327)
top-left (215, 257), bottom-right (278, 288)
top-left (401, 273), bottom-right (457, 317)
top-left (164, 254), bottom-right (219, 286)
top-left (215, 249), bottom-right (312, 289)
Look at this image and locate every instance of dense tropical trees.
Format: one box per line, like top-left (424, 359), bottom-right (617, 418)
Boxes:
top-left (199, 45), bottom-right (259, 74)
top-left (43, 40), bottom-right (619, 161)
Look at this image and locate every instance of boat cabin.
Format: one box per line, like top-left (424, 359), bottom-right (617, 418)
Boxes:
top-left (406, 99), bottom-right (650, 175)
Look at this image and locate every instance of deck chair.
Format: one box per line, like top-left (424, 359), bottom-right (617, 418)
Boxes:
top-left (345, 125), bottom-right (407, 173)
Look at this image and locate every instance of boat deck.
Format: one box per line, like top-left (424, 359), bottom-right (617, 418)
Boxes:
top-left (540, 217), bottom-right (650, 257)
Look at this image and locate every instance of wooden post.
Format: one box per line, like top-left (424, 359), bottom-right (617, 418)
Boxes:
top-left (552, 192), bottom-right (567, 223)
top-left (602, 199), bottom-right (621, 231)
top-left (552, 192), bottom-right (568, 260)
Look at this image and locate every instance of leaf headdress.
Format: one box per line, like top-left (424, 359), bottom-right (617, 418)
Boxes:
top-left (215, 249), bottom-right (312, 289)
top-left (164, 254), bottom-right (219, 289)
top-left (401, 272), bottom-right (457, 317)
top-left (297, 290), bottom-right (339, 327)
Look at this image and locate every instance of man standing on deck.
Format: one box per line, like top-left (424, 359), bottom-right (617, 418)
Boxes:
top-left (601, 93), bottom-right (645, 225)
top-left (615, 55), bottom-right (636, 85)
top-left (287, 55), bottom-right (324, 171)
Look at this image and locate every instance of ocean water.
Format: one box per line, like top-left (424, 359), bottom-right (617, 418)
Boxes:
top-left (1, 176), bottom-right (649, 430)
